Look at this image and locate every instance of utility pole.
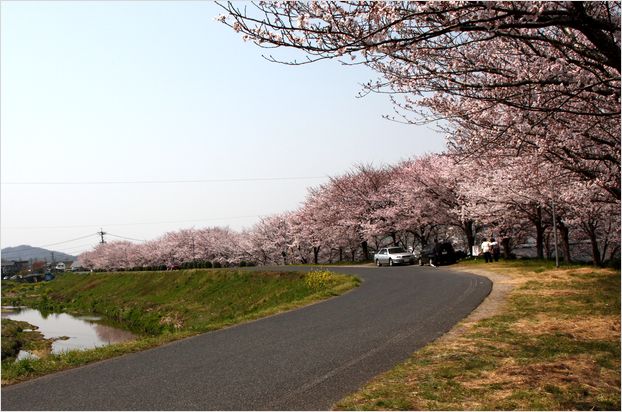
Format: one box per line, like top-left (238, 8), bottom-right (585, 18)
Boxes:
top-left (98, 228), bottom-right (106, 244)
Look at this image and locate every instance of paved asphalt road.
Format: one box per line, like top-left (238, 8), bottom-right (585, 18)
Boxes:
top-left (2, 265), bottom-right (491, 411)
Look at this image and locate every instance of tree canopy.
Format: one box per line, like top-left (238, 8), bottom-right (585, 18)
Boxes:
top-left (218, 1), bottom-right (621, 199)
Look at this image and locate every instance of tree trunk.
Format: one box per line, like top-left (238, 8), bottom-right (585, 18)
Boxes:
top-left (535, 206), bottom-right (545, 259)
top-left (361, 241), bottom-right (369, 261)
top-left (463, 220), bottom-right (476, 255)
top-left (501, 237), bottom-right (512, 259)
top-left (298, 245), bottom-right (308, 264)
top-left (390, 232), bottom-right (397, 246)
top-left (608, 244), bottom-right (620, 265)
top-left (587, 224), bottom-right (602, 267)
top-left (557, 221), bottom-right (572, 263)
top-left (313, 246), bottom-right (320, 265)
top-left (339, 247), bottom-right (343, 262)
top-left (262, 251), bottom-right (268, 266)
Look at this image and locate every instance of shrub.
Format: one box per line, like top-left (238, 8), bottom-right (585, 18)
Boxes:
top-left (304, 270), bottom-right (334, 289)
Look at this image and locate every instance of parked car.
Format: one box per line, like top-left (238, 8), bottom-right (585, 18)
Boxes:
top-left (17, 273), bottom-right (45, 283)
top-left (374, 247), bottom-right (415, 266)
top-left (419, 242), bottom-right (457, 266)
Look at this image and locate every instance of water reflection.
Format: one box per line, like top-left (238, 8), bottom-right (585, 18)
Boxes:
top-left (1, 307), bottom-right (136, 354)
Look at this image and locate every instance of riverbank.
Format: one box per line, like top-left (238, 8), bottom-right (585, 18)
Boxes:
top-left (1, 268), bottom-right (358, 385)
top-left (335, 260), bottom-right (620, 410)
top-left (1, 319), bottom-right (55, 361)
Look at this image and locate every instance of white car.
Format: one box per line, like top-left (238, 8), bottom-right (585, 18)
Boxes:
top-left (374, 247), bottom-right (415, 266)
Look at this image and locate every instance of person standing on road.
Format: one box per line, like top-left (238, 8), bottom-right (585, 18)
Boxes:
top-left (481, 238), bottom-right (492, 263)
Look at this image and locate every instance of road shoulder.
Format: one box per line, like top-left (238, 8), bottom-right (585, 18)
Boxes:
top-left (440, 265), bottom-right (516, 340)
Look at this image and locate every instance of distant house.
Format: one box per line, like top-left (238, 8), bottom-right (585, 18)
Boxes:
top-left (31, 260), bottom-right (47, 273)
top-left (1, 260), bottom-right (30, 277)
top-left (55, 262), bottom-right (66, 272)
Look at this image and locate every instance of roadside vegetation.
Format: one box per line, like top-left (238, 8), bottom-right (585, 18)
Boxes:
top-left (1, 268), bottom-right (358, 385)
top-left (336, 260), bottom-right (620, 410)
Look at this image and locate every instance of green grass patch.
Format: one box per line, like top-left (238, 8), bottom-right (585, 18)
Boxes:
top-left (335, 260), bottom-right (620, 410)
top-left (1, 268), bottom-right (358, 384)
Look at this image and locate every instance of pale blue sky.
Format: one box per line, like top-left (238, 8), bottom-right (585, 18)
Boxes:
top-left (1, 1), bottom-right (445, 256)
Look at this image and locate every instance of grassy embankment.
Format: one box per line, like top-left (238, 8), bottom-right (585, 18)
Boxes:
top-left (1, 268), bottom-right (358, 385)
top-left (336, 260), bottom-right (620, 410)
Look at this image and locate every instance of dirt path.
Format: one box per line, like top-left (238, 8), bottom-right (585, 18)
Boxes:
top-left (440, 266), bottom-right (517, 342)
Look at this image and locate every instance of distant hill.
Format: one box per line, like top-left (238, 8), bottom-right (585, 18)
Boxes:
top-left (1, 245), bottom-right (76, 263)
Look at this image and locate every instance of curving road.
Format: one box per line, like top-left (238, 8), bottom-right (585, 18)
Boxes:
top-left (2, 265), bottom-right (491, 411)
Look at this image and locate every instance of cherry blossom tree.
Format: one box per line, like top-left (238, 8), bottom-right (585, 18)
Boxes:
top-left (460, 148), bottom-right (620, 265)
top-left (323, 164), bottom-right (394, 259)
top-left (460, 151), bottom-right (574, 259)
top-left (387, 154), bottom-right (478, 253)
top-left (296, 170), bottom-right (387, 263)
top-left (194, 226), bottom-right (246, 266)
top-left (76, 2), bottom-right (620, 270)
top-left (77, 161), bottom-right (619, 269)
top-left (288, 209), bottom-right (317, 264)
top-left (219, 1), bottom-right (621, 199)
top-left (247, 212), bottom-right (295, 265)
top-left (77, 241), bottom-right (135, 271)
top-left (558, 181), bottom-right (621, 266)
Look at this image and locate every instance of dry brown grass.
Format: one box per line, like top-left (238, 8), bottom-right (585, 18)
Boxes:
top-left (513, 314), bottom-right (620, 341)
top-left (335, 261), bottom-right (620, 411)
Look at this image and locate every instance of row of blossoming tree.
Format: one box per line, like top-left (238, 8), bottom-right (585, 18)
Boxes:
top-left (78, 151), bottom-right (619, 270)
top-left (78, 1), bottom-right (620, 269)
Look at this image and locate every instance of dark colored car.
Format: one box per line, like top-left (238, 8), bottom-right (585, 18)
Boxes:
top-left (419, 242), bottom-right (457, 266)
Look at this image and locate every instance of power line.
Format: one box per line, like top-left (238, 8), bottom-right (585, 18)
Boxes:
top-left (54, 243), bottom-right (99, 253)
top-left (2, 245), bottom-right (96, 259)
top-left (1, 232), bottom-right (150, 258)
top-left (40, 234), bottom-right (97, 247)
top-left (29, 243), bottom-right (99, 257)
top-left (1, 214), bottom-right (269, 230)
top-left (1, 234), bottom-right (97, 254)
top-left (107, 233), bottom-right (146, 242)
top-left (1, 176), bottom-right (328, 185)
top-left (2, 234), bottom-right (144, 258)
top-left (1, 234), bottom-right (99, 259)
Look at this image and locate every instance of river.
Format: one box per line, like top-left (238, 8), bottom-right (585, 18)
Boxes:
top-left (1, 307), bottom-right (136, 359)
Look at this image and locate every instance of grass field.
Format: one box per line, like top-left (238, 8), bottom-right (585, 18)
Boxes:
top-left (335, 260), bottom-right (620, 410)
top-left (1, 268), bottom-right (358, 385)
